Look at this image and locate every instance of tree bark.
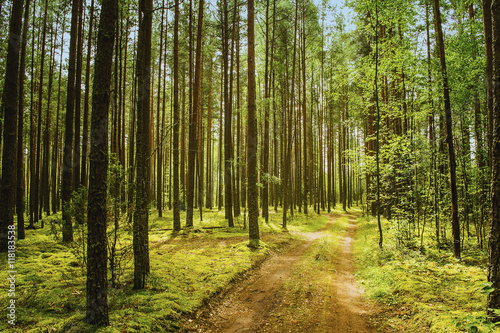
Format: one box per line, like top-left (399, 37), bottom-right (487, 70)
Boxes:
top-left (86, 0), bottom-right (117, 325)
top-left (42, 16), bottom-right (57, 218)
top-left (133, 0), bottom-right (153, 289)
top-left (433, 0), bottom-right (460, 259)
top-left (283, 0), bottom-right (299, 229)
top-left (156, 0), bottom-right (165, 218)
top-left (186, 0), bottom-right (204, 227)
top-left (34, 0), bottom-right (49, 222)
top-left (223, 0), bottom-right (234, 226)
top-left (206, 60), bottom-right (213, 209)
top-left (0, 0), bottom-right (24, 251)
top-left (173, 0), bottom-right (181, 232)
top-left (73, 0), bottom-right (84, 191)
top-left (81, 0), bottom-right (95, 188)
top-left (62, 0), bottom-right (81, 242)
top-left (483, 0), bottom-right (494, 164)
top-left (17, 0), bottom-right (31, 240)
top-left (488, 0), bottom-right (500, 318)
top-left (247, 0), bottom-right (259, 247)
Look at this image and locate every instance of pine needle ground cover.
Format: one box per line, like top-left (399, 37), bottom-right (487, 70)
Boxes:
top-left (0, 209), bottom-right (329, 333)
top-left (354, 215), bottom-right (496, 333)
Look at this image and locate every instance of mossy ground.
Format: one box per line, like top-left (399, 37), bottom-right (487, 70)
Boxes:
top-left (354, 214), bottom-right (498, 333)
top-left (0, 207), bottom-right (330, 333)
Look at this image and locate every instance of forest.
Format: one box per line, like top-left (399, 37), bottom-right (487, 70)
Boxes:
top-left (1, 0), bottom-right (500, 331)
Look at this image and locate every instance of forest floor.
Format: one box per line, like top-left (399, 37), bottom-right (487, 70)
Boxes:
top-left (180, 213), bottom-right (377, 332)
top-left (2, 208), bottom-right (496, 332)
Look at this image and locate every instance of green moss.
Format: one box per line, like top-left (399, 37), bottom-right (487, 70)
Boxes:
top-left (1, 208), bottom-right (338, 332)
top-left (353, 215), bottom-right (500, 332)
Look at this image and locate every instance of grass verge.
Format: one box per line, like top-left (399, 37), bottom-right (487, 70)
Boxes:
top-left (0, 207), bottom-right (330, 332)
top-left (353, 215), bottom-right (498, 333)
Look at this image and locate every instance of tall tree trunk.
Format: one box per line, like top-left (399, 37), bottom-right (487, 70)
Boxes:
top-left (247, 0), bottom-right (259, 247)
top-left (223, 0), bottom-right (234, 226)
top-left (302, 15), bottom-right (308, 215)
top-left (62, 0), bottom-right (81, 242)
top-left (186, 0), bottom-right (204, 227)
top-left (86, 0), bottom-right (117, 325)
top-left (17, 0), bottom-right (31, 240)
top-left (206, 60), bottom-right (213, 209)
top-left (157, 0), bottom-right (165, 218)
top-left (230, 0), bottom-right (240, 218)
top-left (134, 0), bottom-right (153, 289)
top-left (487, 0), bottom-right (500, 318)
top-left (375, 0), bottom-right (383, 249)
top-left (172, 0), bottom-right (181, 231)
top-left (433, 0), bottom-right (461, 259)
top-left (283, 0), bottom-right (299, 229)
top-left (52, 15), bottom-right (65, 215)
top-left (74, 0), bottom-right (84, 191)
top-left (218, 60), bottom-right (223, 211)
top-left (34, 0), bottom-right (49, 223)
top-left (483, 0), bottom-right (494, 164)
top-left (128, 31), bottom-right (137, 221)
top-left (42, 17), bottom-right (58, 218)
top-left (29, 0), bottom-right (37, 228)
top-left (81, 0), bottom-right (95, 187)
top-left (261, 0), bottom-right (270, 222)
top-left (0, 0), bottom-right (24, 251)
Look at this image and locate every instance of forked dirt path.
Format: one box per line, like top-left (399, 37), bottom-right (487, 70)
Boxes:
top-left (182, 214), bottom-right (375, 332)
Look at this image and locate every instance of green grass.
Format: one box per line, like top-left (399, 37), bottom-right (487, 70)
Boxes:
top-left (0, 206), bottom-right (333, 333)
top-left (353, 215), bottom-right (498, 333)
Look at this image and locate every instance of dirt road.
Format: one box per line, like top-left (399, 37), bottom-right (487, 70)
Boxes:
top-left (182, 214), bottom-right (375, 332)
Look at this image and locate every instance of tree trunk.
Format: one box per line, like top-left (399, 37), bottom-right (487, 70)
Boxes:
top-left (17, 0), bottom-right (31, 240)
top-left (34, 0), bottom-right (49, 223)
top-left (261, 0), bottom-right (270, 222)
top-left (223, 0), bottom-right (234, 226)
top-left (0, 0), bottom-right (24, 251)
top-left (173, 0), bottom-right (181, 231)
top-left (86, 0), bottom-right (117, 325)
top-left (283, 0), bottom-right (299, 229)
top-left (29, 0), bottom-right (37, 228)
top-left (230, 0), bottom-right (240, 218)
top-left (62, 0), bottom-right (81, 242)
top-left (375, 1), bottom-right (383, 249)
top-left (186, 0), bottom-right (204, 227)
top-left (156, 0), bottom-right (165, 218)
top-left (73, 0), bottom-right (84, 191)
top-left (482, 0), bottom-right (494, 164)
top-left (206, 60), bottom-right (213, 209)
top-left (247, 0), bottom-right (259, 247)
top-left (81, 0), bottom-right (95, 188)
top-left (433, 0), bottom-right (461, 259)
top-left (133, 0), bottom-right (153, 289)
top-left (42, 16), bottom-right (57, 218)
top-left (487, 0), bottom-right (500, 318)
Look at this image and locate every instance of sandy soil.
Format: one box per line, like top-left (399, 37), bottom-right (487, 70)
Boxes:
top-left (181, 214), bottom-right (375, 333)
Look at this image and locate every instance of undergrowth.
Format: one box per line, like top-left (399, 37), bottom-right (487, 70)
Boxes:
top-left (354, 215), bottom-right (498, 333)
top-left (0, 207), bottom-right (331, 333)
